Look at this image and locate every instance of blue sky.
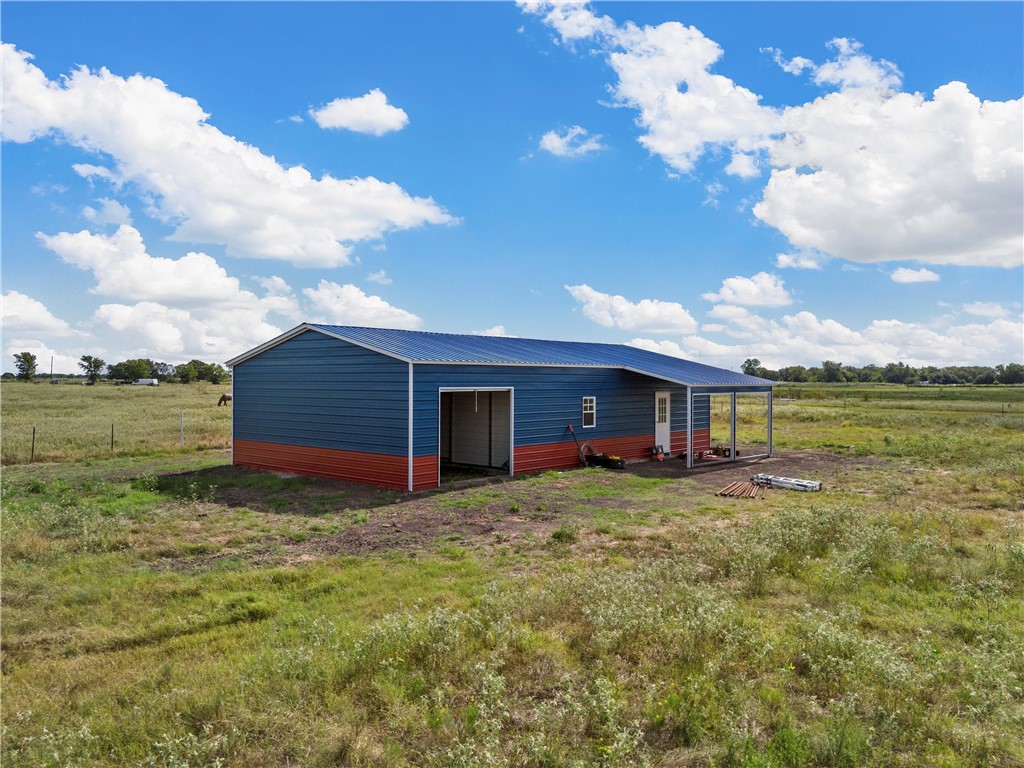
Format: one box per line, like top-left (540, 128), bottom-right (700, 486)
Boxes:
top-left (2, 1), bottom-right (1022, 374)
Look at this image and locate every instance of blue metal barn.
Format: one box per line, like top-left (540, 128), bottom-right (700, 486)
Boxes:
top-left (225, 324), bottom-right (774, 491)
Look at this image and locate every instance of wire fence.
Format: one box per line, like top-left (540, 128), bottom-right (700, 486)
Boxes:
top-left (3, 410), bottom-right (231, 465)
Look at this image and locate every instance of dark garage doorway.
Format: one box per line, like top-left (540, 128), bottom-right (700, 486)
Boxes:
top-left (439, 388), bottom-right (512, 482)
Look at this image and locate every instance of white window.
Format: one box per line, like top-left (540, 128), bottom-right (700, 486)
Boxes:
top-left (582, 396), bottom-right (596, 428)
top-left (657, 395), bottom-right (668, 424)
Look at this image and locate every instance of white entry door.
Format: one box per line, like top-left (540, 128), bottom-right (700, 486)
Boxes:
top-left (654, 391), bottom-right (671, 453)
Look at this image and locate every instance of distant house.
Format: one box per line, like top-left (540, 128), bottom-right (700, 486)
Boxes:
top-left (226, 324), bottom-right (774, 491)
top-left (133, 379), bottom-right (159, 386)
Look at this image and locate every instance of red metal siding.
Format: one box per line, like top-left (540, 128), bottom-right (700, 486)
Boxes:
top-left (412, 455), bottom-right (439, 491)
top-left (693, 428), bottom-right (711, 452)
top-left (670, 429), bottom-right (711, 454)
top-left (514, 433), bottom-right (656, 474)
top-left (234, 439), bottom-right (408, 489)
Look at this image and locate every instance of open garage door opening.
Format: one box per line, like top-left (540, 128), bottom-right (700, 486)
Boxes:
top-left (439, 389), bottom-right (513, 483)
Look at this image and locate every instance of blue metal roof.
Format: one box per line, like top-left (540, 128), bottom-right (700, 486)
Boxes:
top-left (228, 324), bottom-right (774, 388)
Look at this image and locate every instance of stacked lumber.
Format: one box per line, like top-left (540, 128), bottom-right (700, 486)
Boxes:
top-left (715, 480), bottom-right (768, 499)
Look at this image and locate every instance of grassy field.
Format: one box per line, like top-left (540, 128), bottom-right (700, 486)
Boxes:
top-left (2, 384), bottom-right (1022, 766)
top-left (1, 381), bottom-right (232, 465)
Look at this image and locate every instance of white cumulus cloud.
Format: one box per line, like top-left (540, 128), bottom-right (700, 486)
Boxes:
top-left (703, 181), bottom-right (725, 207)
top-left (474, 325), bottom-right (513, 337)
top-left (691, 306), bottom-right (1024, 368)
top-left (890, 267), bottom-right (940, 283)
top-left (516, 1), bottom-right (616, 42)
top-left (38, 226), bottom-right (262, 304)
top-left (82, 198), bottom-right (132, 226)
top-left (309, 88), bottom-right (409, 135)
top-left (1, 44), bottom-right (453, 268)
top-left (35, 225), bottom-right (306, 362)
top-left (303, 280), bottom-right (421, 329)
top-left (3, 338), bottom-right (83, 375)
top-left (1, 291), bottom-right (75, 336)
top-left (521, 8), bottom-right (1023, 269)
top-left (962, 301), bottom-right (1010, 319)
top-left (538, 125), bottom-right (606, 158)
top-left (756, 82), bottom-right (1023, 268)
top-left (767, 38), bottom-right (903, 92)
top-left (814, 38), bottom-right (903, 91)
top-left (521, 3), bottom-right (778, 175)
top-left (565, 284), bottom-right (698, 334)
top-left (628, 336), bottom-right (740, 361)
top-left (91, 300), bottom-right (284, 361)
top-left (776, 250), bottom-right (828, 270)
top-left (702, 272), bottom-right (793, 307)
top-left (725, 152), bottom-right (759, 179)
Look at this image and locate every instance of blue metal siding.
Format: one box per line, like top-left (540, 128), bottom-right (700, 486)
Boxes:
top-left (413, 365), bottom-right (690, 458)
top-left (234, 330), bottom-right (408, 456)
top-left (691, 393), bottom-right (710, 434)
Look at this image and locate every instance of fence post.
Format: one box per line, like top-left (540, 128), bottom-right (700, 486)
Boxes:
top-left (111, 422), bottom-right (115, 451)
top-left (31, 425), bottom-right (36, 463)
top-left (180, 410), bottom-right (185, 448)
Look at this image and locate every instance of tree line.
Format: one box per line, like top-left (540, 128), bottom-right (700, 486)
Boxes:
top-left (7, 352), bottom-right (229, 384)
top-left (741, 358), bottom-right (1024, 385)
top-left (8, 350), bottom-right (1023, 387)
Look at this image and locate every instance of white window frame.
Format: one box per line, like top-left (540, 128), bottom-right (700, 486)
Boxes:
top-left (582, 396), bottom-right (596, 428)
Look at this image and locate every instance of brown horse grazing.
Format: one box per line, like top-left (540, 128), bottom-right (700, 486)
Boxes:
top-left (217, 393), bottom-right (233, 406)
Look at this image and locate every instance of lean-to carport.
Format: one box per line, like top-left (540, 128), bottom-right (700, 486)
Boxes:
top-left (685, 385), bottom-right (773, 468)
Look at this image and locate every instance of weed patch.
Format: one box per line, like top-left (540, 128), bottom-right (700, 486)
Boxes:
top-left (2, 386), bottom-right (1022, 766)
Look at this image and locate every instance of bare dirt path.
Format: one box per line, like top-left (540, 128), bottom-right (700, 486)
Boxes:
top-left (156, 449), bottom-right (888, 570)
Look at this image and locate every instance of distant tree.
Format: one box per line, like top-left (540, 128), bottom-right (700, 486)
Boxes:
top-left (178, 359), bottom-right (230, 384)
top-left (842, 365), bottom-right (864, 382)
top-left (152, 362), bottom-right (174, 382)
top-left (79, 355), bottom-right (106, 384)
top-left (975, 370), bottom-right (997, 385)
top-left (997, 363), bottom-right (1024, 385)
top-left (821, 360), bottom-right (844, 383)
top-left (1, 372), bottom-right (14, 380)
top-left (741, 358), bottom-right (762, 377)
top-left (13, 352), bottom-right (37, 381)
top-left (108, 358), bottom-right (152, 383)
top-left (778, 365), bottom-right (809, 383)
top-left (930, 370), bottom-right (963, 385)
top-left (883, 362), bottom-right (914, 384)
top-left (858, 365), bottom-right (883, 383)
top-left (202, 363), bottom-right (229, 384)
top-left (125, 359), bottom-right (152, 381)
top-left (175, 362), bottom-right (199, 383)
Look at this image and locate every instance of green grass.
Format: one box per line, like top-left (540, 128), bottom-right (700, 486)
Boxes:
top-left (2, 385), bottom-right (1023, 766)
top-left (1, 380), bottom-right (232, 464)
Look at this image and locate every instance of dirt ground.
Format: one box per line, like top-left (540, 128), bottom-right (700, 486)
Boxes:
top-left (159, 448), bottom-right (883, 570)
top-left (626, 447), bottom-right (861, 487)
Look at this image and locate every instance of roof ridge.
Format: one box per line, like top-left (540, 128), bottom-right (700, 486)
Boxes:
top-left (310, 323), bottom-right (623, 348)
top-left (231, 323), bottom-right (775, 387)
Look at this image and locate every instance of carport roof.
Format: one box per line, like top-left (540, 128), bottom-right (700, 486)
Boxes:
top-left (227, 324), bottom-right (774, 389)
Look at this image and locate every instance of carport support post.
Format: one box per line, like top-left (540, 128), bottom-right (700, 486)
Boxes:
top-left (685, 386), bottom-right (693, 469)
top-left (407, 363), bottom-right (414, 492)
top-left (767, 390), bottom-right (774, 457)
top-left (730, 392), bottom-right (737, 463)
